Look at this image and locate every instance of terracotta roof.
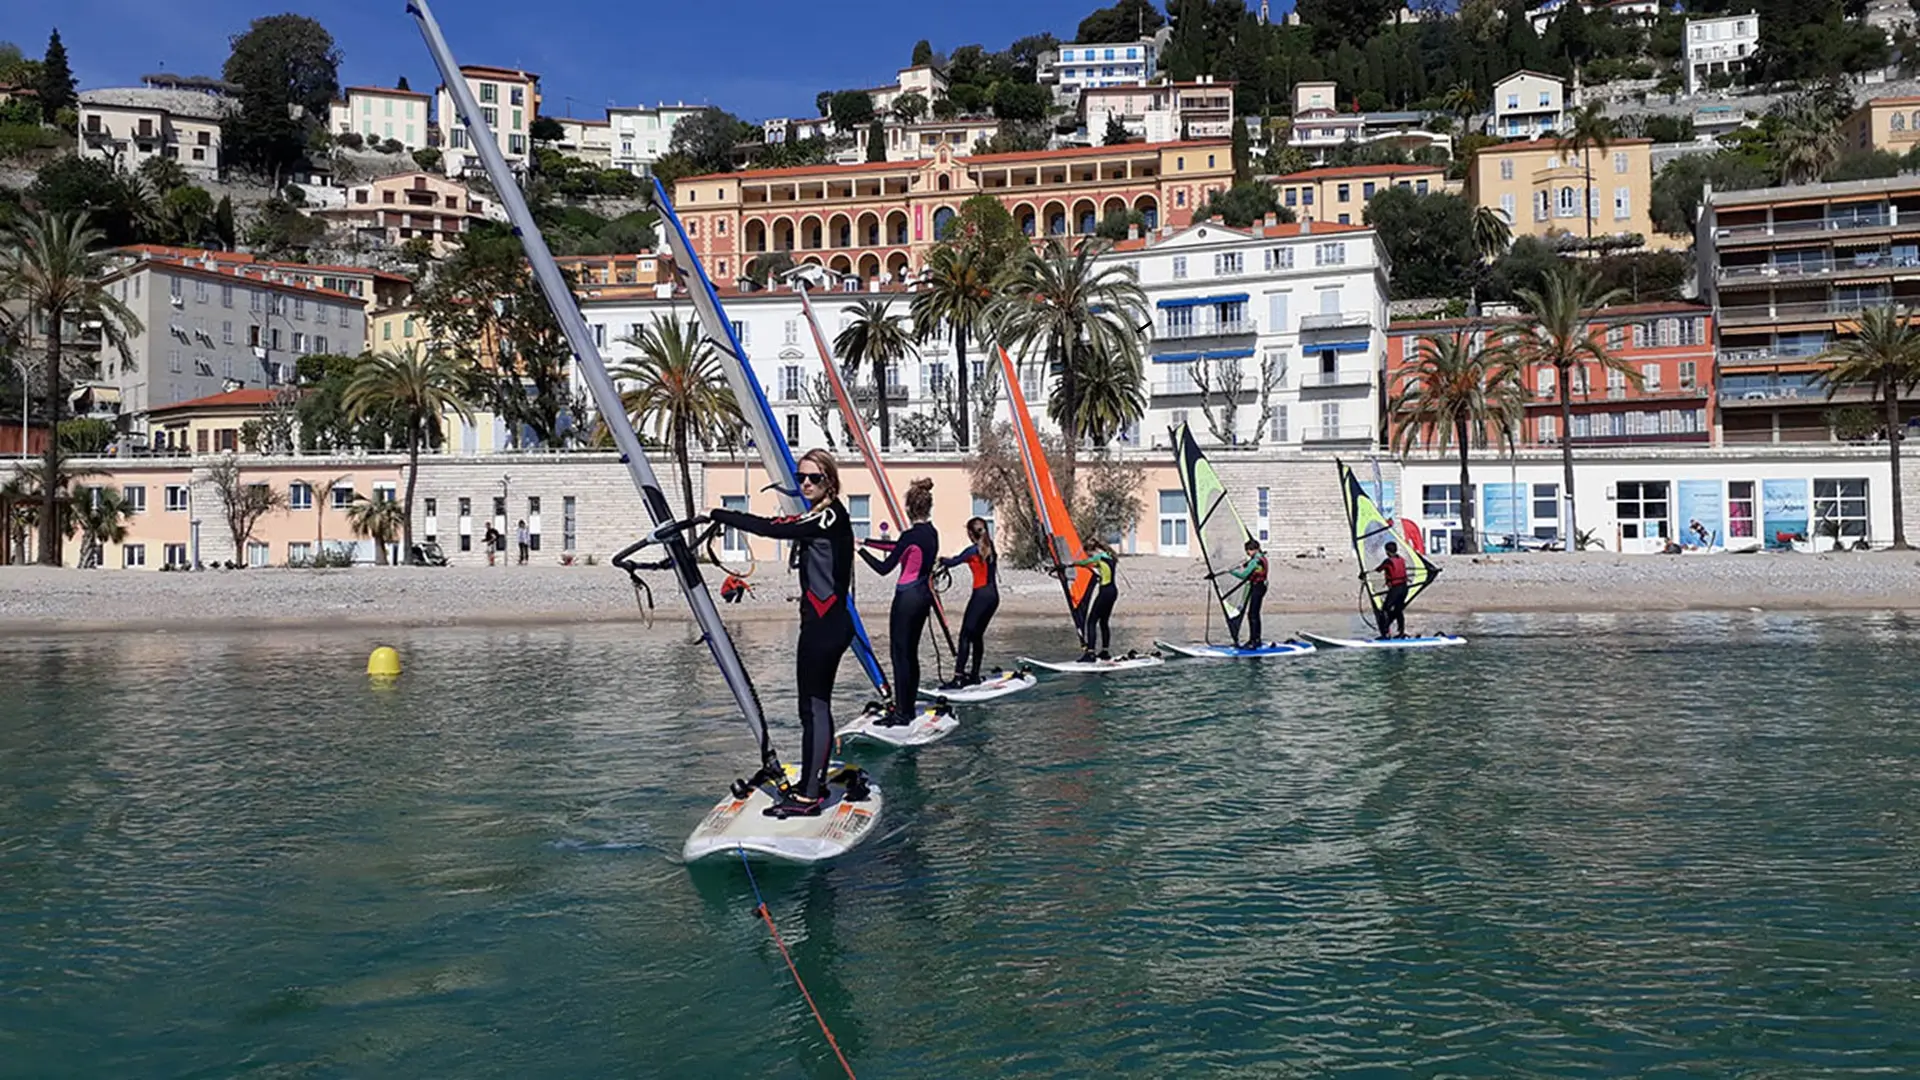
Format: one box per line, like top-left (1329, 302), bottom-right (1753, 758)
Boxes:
top-left (1863, 96), bottom-right (1920, 108)
top-left (1480, 136), bottom-right (1654, 152)
top-left (148, 388), bottom-right (287, 414)
top-left (115, 246), bottom-right (414, 286)
top-left (345, 85), bottom-right (429, 99)
top-left (458, 64), bottom-right (538, 81)
top-left (680, 139), bottom-right (1234, 183)
top-left (1274, 163), bottom-right (1446, 182)
top-left (1106, 217), bottom-right (1371, 252)
top-left (126, 257), bottom-right (366, 304)
top-left (966, 139), bottom-right (1231, 167)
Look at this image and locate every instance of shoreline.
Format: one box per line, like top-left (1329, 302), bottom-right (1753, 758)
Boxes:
top-left (4, 551), bottom-right (1920, 634)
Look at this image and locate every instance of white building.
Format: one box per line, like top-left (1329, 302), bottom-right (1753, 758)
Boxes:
top-left (1288, 81), bottom-right (1364, 161)
top-left (1040, 39), bottom-right (1160, 100)
top-left (576, 216), bottom-right (1392, 455)
top-left (609, 102), bottom-right (706, 177)
top-left (762, 115), bottom-right (836, 146)
top-left (436, 64), bottom-right (539, 177)
top-left (327, 85), bottom-right (431, 151)
top-left (1685, 14), bottom-right (1760, 96)
top-left (78, 78), bottom-right (233, 179)
top-left (552, 116), bottom-right (613, 168)
top-left (1489, 70), bottom-right (1567, 139)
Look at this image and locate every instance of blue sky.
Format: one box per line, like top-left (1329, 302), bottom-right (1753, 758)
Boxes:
top-left (1, 0), bottom-right (1299, 122)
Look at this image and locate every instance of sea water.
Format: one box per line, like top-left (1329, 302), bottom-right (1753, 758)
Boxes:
top-left (3, 612), bottom-right (1917, 1077)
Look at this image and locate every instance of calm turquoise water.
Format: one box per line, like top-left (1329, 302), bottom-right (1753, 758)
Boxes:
top-left (4, 612), bottom-right (1919, 1078)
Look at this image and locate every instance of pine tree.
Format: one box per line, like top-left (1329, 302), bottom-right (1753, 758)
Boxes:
top-left (1103, 114), bottom-right (1130, 146)
top-left (37, 28), bottom-right (76, 123)
top-left (1231, 116), bottom-right (1251, 183)
top-left (866, 117), bottom-right (887, 162)
top-left (397, 75), bottom-right (411, 91)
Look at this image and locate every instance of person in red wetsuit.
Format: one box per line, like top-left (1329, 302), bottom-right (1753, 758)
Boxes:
top-left (937, 516), bottom-right (999, 688)
top-left (1374, 540), bottom-right (1410, 639)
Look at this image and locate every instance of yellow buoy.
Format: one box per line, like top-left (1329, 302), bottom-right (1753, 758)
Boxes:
top-left (367, 646), bottom-right (402, 678)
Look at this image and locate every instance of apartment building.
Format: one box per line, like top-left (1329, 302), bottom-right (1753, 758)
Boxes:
top-left (1685, 13), bottom-right (1760, 95)
top-left (671, 140), bottom-right (1236, 286)
top-left (1288, 80), bottom-right (1365, 160)
top-left (552, 116), bottom-right (613, 168)
top-left (110, 246), bottom-right (412, 347)
top-left (436, 64), bottom-right (540, 176)
top-left (1077, 78), bottom-right (1237, 145)
top-left (608, 102), bottom-right (706, 177)
top-left (1385, 302), bottom-right (1715, 454)
top-left (310, 172), bottom-right (499, 257)
top-left (77, 81), bottom-right (229, 178)
top-left (1039, 39), bottom-right (1159, 99)
top-left (853, 117), bottom-right (1002, 162)
top-left (561, 253), bottom-right (673, 302)
top-left (1466, 137), bottom-right (1668, 250)
top-left (1488, 70), bottom-right (1565, 139)
top-left (328, 85), bottom-right (430, 150)
top-left (579, 215), bottom-right (1389, 456)
top-left (1696, 176), bottom-right (1920, 444)
top-left (1273, 163), bottom-right (1448, 226)
top-left (1838, 96), bottom-right (1920, 155)
top-left (94, 254), bottom-right (368, 433)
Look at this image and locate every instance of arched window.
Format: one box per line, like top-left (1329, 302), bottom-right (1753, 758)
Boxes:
top-left (1895, 113), bottom-right (1908, 132)
top-left (937, 174), bottom-right (951, 191)
top-left (932, 206), bottom-right (956, 239)
top-left (1047, 211), bottom-right (1066, 236)
top-left (1911, 110), bottom-right (1920, 129)
top-left (1558, 186), bottom-right (1576, 216)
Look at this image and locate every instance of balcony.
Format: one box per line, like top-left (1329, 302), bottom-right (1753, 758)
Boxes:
top-left (1300, 311), bottom-right (1371, 332)
top-left (1718, 346), bottom-right (1829, 366)
top-left (1298, 368), bottom-right (1372, 388)
top-left (1157, 318), bottom-right (1255, 341)
top-left (1150, 379), bottom-right (1201, 398)
top-left (1713, 214), bottom-right (1899, 245)
top-left (1302, 424), bottom-right (1375, 443)
top-left (1717, 299), bottom-right (1883, 326)
top-left (1718, 251), bottom-right (1920, 284)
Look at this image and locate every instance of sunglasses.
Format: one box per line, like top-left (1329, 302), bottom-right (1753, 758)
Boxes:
top-left (797, 471), bottom-right (827, 485)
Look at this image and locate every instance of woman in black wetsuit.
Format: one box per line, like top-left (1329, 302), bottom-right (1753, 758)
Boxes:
top-left (938, 516), bottom-right (999, 689)
top-left (706, 449), bottom-right (854, 818)
top-left (1070, 537), bottom-right (1119, 662)
top-left (859, 477), bottom-right (937, 726)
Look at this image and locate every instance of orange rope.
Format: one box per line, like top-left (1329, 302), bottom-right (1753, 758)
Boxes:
top-left (738, 847), bottom-right (857, 1079)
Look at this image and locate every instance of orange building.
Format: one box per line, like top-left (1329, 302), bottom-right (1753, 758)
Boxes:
top-left (670, 140), bottom-right (1237, 284)
top-left (1385, 302), bottom-right (1717, 448)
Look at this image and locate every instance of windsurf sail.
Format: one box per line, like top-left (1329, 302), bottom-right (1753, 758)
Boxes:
top-left (1170, 422), bottom-right (1257, 642)
top-left (795, 284), bottom-right (958, 663)
top-left (996, 345), bottom-right (1093, 642)
top-left (1339, 458), bottom-right (1440, 619)
top-left (652, 179), bottom-right (892, 704)
top-left (406, 0), bottom-right (777, 769)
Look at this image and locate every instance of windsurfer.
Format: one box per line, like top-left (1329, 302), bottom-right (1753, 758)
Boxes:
top-left (859, 477), bottom-right (939, 725)
top-left (1226, 538), bottom-right (1269, 647)
top-left (707, 449), bottom-right (854, 817)
top-left (1070, 538), bottom-right (1120, 662)
top-left (938, 516), bottom-right (1000, 688)
top-left (1374, 540), bottom-right (1410, 639)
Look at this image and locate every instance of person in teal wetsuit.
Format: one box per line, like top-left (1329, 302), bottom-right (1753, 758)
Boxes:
top-left (1069, 539), bottom-right (1119, 662)
top-left (1223, 538), bottom-right (1269, 648)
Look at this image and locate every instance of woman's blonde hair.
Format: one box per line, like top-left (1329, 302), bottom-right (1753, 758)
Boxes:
top-left (905, 477), bottom-right (933, 521)
top-left (796, 448), bottom-right (841, 502)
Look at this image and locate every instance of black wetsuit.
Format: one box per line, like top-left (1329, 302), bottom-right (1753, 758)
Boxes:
top-left (860, 521), bottom-right (938, 718)
top-left (709, 498), bottom-right (854, 800)
top-left (939, 543), bottom-right (999, 683)
top-left (1076, 551), bottom-right (1118, 655)
top-left (1376, 554), bottom-right (1410, 638)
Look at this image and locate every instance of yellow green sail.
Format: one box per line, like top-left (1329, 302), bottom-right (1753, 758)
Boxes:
top-left (1171, 423), bottom-right (1257, 640)
top-left (1339, 459), bottom-right (1439, 616)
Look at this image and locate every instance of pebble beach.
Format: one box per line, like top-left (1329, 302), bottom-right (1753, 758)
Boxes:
top-left (4, 550), bottom-right (1919, 633)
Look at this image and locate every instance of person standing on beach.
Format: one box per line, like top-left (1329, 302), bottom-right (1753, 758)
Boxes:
top-left (1374, 540), bottom-right (1410, 639)
top-left (938, 516), bottom-right (999, 688)
top-left (1223, 538), bottom-right (1269, 647)
top-left (516, 520), bottom-right (530, 565)
top-left (859, 477), bottom-right (938, 725)
top-left (1069, 538), bottom-right (1120, 662)
top-left (483, 522), bottom-right (501, 566)
top-left (704, 449), bottom-right (854, 818)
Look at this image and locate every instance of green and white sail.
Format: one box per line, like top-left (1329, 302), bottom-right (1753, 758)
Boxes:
top-left (1339, 459), bottom-right (1439, 617)
top-left (1171, 423), bottom-right (1257, 641)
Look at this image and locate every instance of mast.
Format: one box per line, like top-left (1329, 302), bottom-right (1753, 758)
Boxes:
top-left (405, 0), bottom-right (774, 764)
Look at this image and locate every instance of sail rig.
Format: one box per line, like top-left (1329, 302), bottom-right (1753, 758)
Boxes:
top-left (794, 284), bottom-right (958, 663)
top-left (995, 345), bottom-right (1093, 644)
top-left (651, 179), bottom-right (893, 704)
top-left (1339, 458), bottom-right (1440, 619)
top-left (1170, 422), bottom-right (1257, 642)
top-left (403, 0), bottom-right (776, 768)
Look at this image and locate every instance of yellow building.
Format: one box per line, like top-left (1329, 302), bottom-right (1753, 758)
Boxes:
top-left (1839, 96), bottom-right (1920, 155)
top-left (1271, 163), bottom-right (1450, 226)
top-left (1466, 137), bottom-right (1673, 251)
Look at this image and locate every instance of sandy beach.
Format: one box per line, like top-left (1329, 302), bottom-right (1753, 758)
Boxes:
top-left (4, 549), bottom-right (1919, 633)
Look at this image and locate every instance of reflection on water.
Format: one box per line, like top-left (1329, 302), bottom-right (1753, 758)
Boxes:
top-left (2, 613), bottom-right (1917, 1077)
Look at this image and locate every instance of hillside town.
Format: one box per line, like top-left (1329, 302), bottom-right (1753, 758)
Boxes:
top-left (2, 0), bottom-right (1918, 573)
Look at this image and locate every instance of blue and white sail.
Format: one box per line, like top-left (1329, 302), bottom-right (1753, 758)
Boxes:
top-left (651, 178), bottom-right (893, 703)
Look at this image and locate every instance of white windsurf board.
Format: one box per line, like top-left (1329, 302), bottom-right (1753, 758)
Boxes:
top-left (1298, 631), bottom-right (1466, 650)
top-left (918, 669), bottom-right (1038, 703)
top-left (683, 762), bottom-right (883, 863)
top-left (1156, 639), bottom-right (1317, 659)
top-left (839, 702), bottom-right (959, 747)
top-left (1019, 653), bottom-right (1166, 674)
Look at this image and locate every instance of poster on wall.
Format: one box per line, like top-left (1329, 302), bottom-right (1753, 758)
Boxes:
top-left (1762, 478), bottom-right (1809, 549)
top-left (1482, 483), bottom-right (1525, 548)
top-left (1675, 480), bottom-right (1725, 548)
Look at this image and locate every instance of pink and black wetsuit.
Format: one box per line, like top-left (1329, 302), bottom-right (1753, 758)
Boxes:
top-left (861, 521), bottom-right (939, 718)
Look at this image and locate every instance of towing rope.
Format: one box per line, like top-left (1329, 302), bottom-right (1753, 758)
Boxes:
top-left (736, 847), bottom-right (858, 1080)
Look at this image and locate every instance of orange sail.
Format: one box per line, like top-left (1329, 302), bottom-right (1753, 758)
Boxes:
top-left (995, 345), bottom-right (1093, 640)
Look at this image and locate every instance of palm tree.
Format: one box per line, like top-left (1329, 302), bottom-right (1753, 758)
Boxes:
top-left (71, 485), bottom-right (133, 569)
top-left (1470, 205), bottom-right (1512, 316)
top-left (1442, 81), bottom-right (1481, 135)
top-left (614, 314), bottom-right (742, 521)
top-left (1819, 304), bottom-right (1920, 549)
top-left (1564, 102), bottom-right (1614, 250)
top-left (1389, 327), bottom-right (1525, 553)
top-left (1773, 103), bottom-right (1842, 186)
top-left (910, 244), bottom-right (1000, 449)
top-left (988, 238), bottom-right (1150, 489)
top-left (4, 448), bottom-right (97, 564)
top-left (346, 495), bottom-right (406, 566)
top-left (296, 472), bottom-right (349, 561)
top-left (0, 210), bottom-right (141, 566)
top-left (1511, 266), bottom-right (1634, 544)
top-left (343, 345), bottom-right (473, 561)
top-left (833, 297), bottom-right (916, 451)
